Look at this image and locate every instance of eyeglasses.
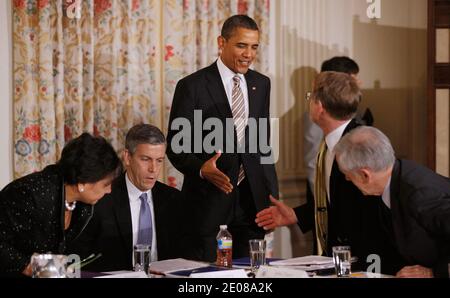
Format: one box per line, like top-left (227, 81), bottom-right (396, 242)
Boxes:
top-left (305, 92), bottom-right (312, 101)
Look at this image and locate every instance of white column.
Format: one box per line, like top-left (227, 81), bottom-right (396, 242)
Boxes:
top-left (269, 0), bottom-right (427, 258)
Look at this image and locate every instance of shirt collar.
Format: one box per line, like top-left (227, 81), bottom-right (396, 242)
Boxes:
top-left (381, 175), bottom-right (392, 209)
top-left (125, 172), bottom-right (151, 202)
top-left (217, 57), bottom-right (245, 84)
top-left (325, 119), bottom-right (352, 152)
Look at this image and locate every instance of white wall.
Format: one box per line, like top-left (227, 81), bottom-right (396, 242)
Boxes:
top-left (269, 0), bottom-right (427, 258)
top-left (0, 0), bottom-right (13, 189)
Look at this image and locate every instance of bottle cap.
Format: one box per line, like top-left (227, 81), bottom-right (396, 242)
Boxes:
top-left (220, 225), bottom-right (227, 230)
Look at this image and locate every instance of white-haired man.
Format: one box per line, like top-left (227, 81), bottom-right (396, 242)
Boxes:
top-left (334, 126), bottom-right (450, 278)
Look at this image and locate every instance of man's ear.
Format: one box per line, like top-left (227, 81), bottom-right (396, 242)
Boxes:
top-left (122, 149), bottom-right (131, 167)
top-left (217, 36), bottom-right (225, 51)
top-left (316, 100), bottom-right (327, 117)
top-left (359, 168), bottom-right (371, 184)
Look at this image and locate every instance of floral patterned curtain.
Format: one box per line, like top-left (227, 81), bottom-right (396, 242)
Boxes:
top-left (13, 0), bottom-right (270, 187)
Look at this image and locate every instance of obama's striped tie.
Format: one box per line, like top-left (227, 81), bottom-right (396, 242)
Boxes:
top-left (232, 75), bottom-right (246, 185)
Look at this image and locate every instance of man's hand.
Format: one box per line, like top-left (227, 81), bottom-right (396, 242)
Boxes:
top-left (255, 195), bottom-right (298, 230)
top-left (200, 152), bottom-right (233, 194)
top-left (396, 265), bottom-right (434, 278)
top-left (22, 263), bottom-right (32, 277)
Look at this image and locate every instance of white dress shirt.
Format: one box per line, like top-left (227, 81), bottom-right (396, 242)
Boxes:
top-left (125, 173), bottom-right (158, 265)
top-left (325, 120), bottom-right (352, 201)
top-left (217, 57), bottom-right (249, 120)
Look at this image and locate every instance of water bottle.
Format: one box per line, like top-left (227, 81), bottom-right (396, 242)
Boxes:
top-left (216, 225), bottom-right (232, 268)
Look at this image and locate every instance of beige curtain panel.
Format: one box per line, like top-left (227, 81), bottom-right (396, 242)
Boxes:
top-left (12, 0), bottom-right (270, 186)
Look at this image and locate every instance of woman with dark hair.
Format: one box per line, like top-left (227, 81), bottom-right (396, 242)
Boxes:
top-left (0, 133), bottom-right (122, 277)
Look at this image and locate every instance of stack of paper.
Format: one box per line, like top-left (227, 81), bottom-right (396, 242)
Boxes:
top-left (190, 269), bottom-right (248, 278)
top-left (269, 256), bottom-right (335, 271)
top-left (148, 258), bottom-right (210, 275)
top-left (256, 265), bottom-right (309, 278)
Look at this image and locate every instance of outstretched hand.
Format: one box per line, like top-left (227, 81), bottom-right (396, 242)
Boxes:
top-left (200, 151), bottom-right (233, 194)
top-left (255, 195), bottom-right (298, 230)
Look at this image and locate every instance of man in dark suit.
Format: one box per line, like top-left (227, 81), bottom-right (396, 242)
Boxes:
top-left (256, 72), bottom-right (404, 274)
top-left (335, 126), bottom-right (450, 278)
top-left (68, 124), bottom-right (183, 272)
top-left (167, 15), bottom-right (278, 262)
top-left (303, 56), bottom-right (372, 254)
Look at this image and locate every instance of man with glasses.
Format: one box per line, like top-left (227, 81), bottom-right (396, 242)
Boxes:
top-left (302, 57), bottom-right (370, 254)
top-left (256, 71), bottom-right (404, 275)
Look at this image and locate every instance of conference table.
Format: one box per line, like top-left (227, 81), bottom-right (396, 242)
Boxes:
top-left (81, 257), bottom-right (393, 278)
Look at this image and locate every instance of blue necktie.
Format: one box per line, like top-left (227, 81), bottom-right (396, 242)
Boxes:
top-left (137, 193), bottom-right (152, 246)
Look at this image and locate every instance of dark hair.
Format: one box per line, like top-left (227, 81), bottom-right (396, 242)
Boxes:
top-left (125, 124), bottom-right (166, 155)
top-left (313, 71), bottom-right (361, 120)
top-left (57, 133), bottom-right (121, 185)
top-left (221, 15), bottom-right (259, 40)
top-left (321, 56), bottom-right (359, 75)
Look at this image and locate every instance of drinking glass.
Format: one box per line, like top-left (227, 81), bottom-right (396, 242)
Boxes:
top-left (133, 244), bottom-right (150, 273)
top-left (249, 239), bottom-right (266, 273)
top-left (332, 246), bottom-right (352, 277)
top-left (31, 253), bottom-right (68, 278)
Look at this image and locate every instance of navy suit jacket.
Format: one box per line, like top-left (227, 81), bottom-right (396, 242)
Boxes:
top-left (388, 159), bottom-right (450, 277)
top-left (68, 174), bottom-right (184, 272)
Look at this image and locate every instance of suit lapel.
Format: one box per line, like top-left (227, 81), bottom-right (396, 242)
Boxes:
top-left (244, 70), bottom-right (260, 120)
top-left (206, 62), bottom-right (233, 120)
top-left (330, 119), bottom-right (359, 200)
top-left (152, 182), bottom-right (165, 257)
top-left (389, 160), bottom-right (403, 249)
top-left (113, 175), bottom-right (133, 252)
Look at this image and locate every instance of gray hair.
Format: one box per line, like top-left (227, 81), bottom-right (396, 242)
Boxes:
top-left (334, 126), bottom-right (395, 173)
top-left (125, 124), bottom-right (166, 155)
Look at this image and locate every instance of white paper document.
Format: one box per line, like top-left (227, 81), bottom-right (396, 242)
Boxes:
top-left (284, 263), bottom-right (335, 272)
top-left (148, 258), bottom-right (210, 274)
top-left (255, 265), bottom-right (309, 278)
top-left (190, 269), bottom-right (248, 278)
top-left (95, 271), bottom-right (148, 278)
top-left (269, 255), bottom-right (334, 266)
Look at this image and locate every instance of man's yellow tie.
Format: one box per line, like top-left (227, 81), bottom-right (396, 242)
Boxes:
top-left (314, 139), bottom-right (328, 256)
